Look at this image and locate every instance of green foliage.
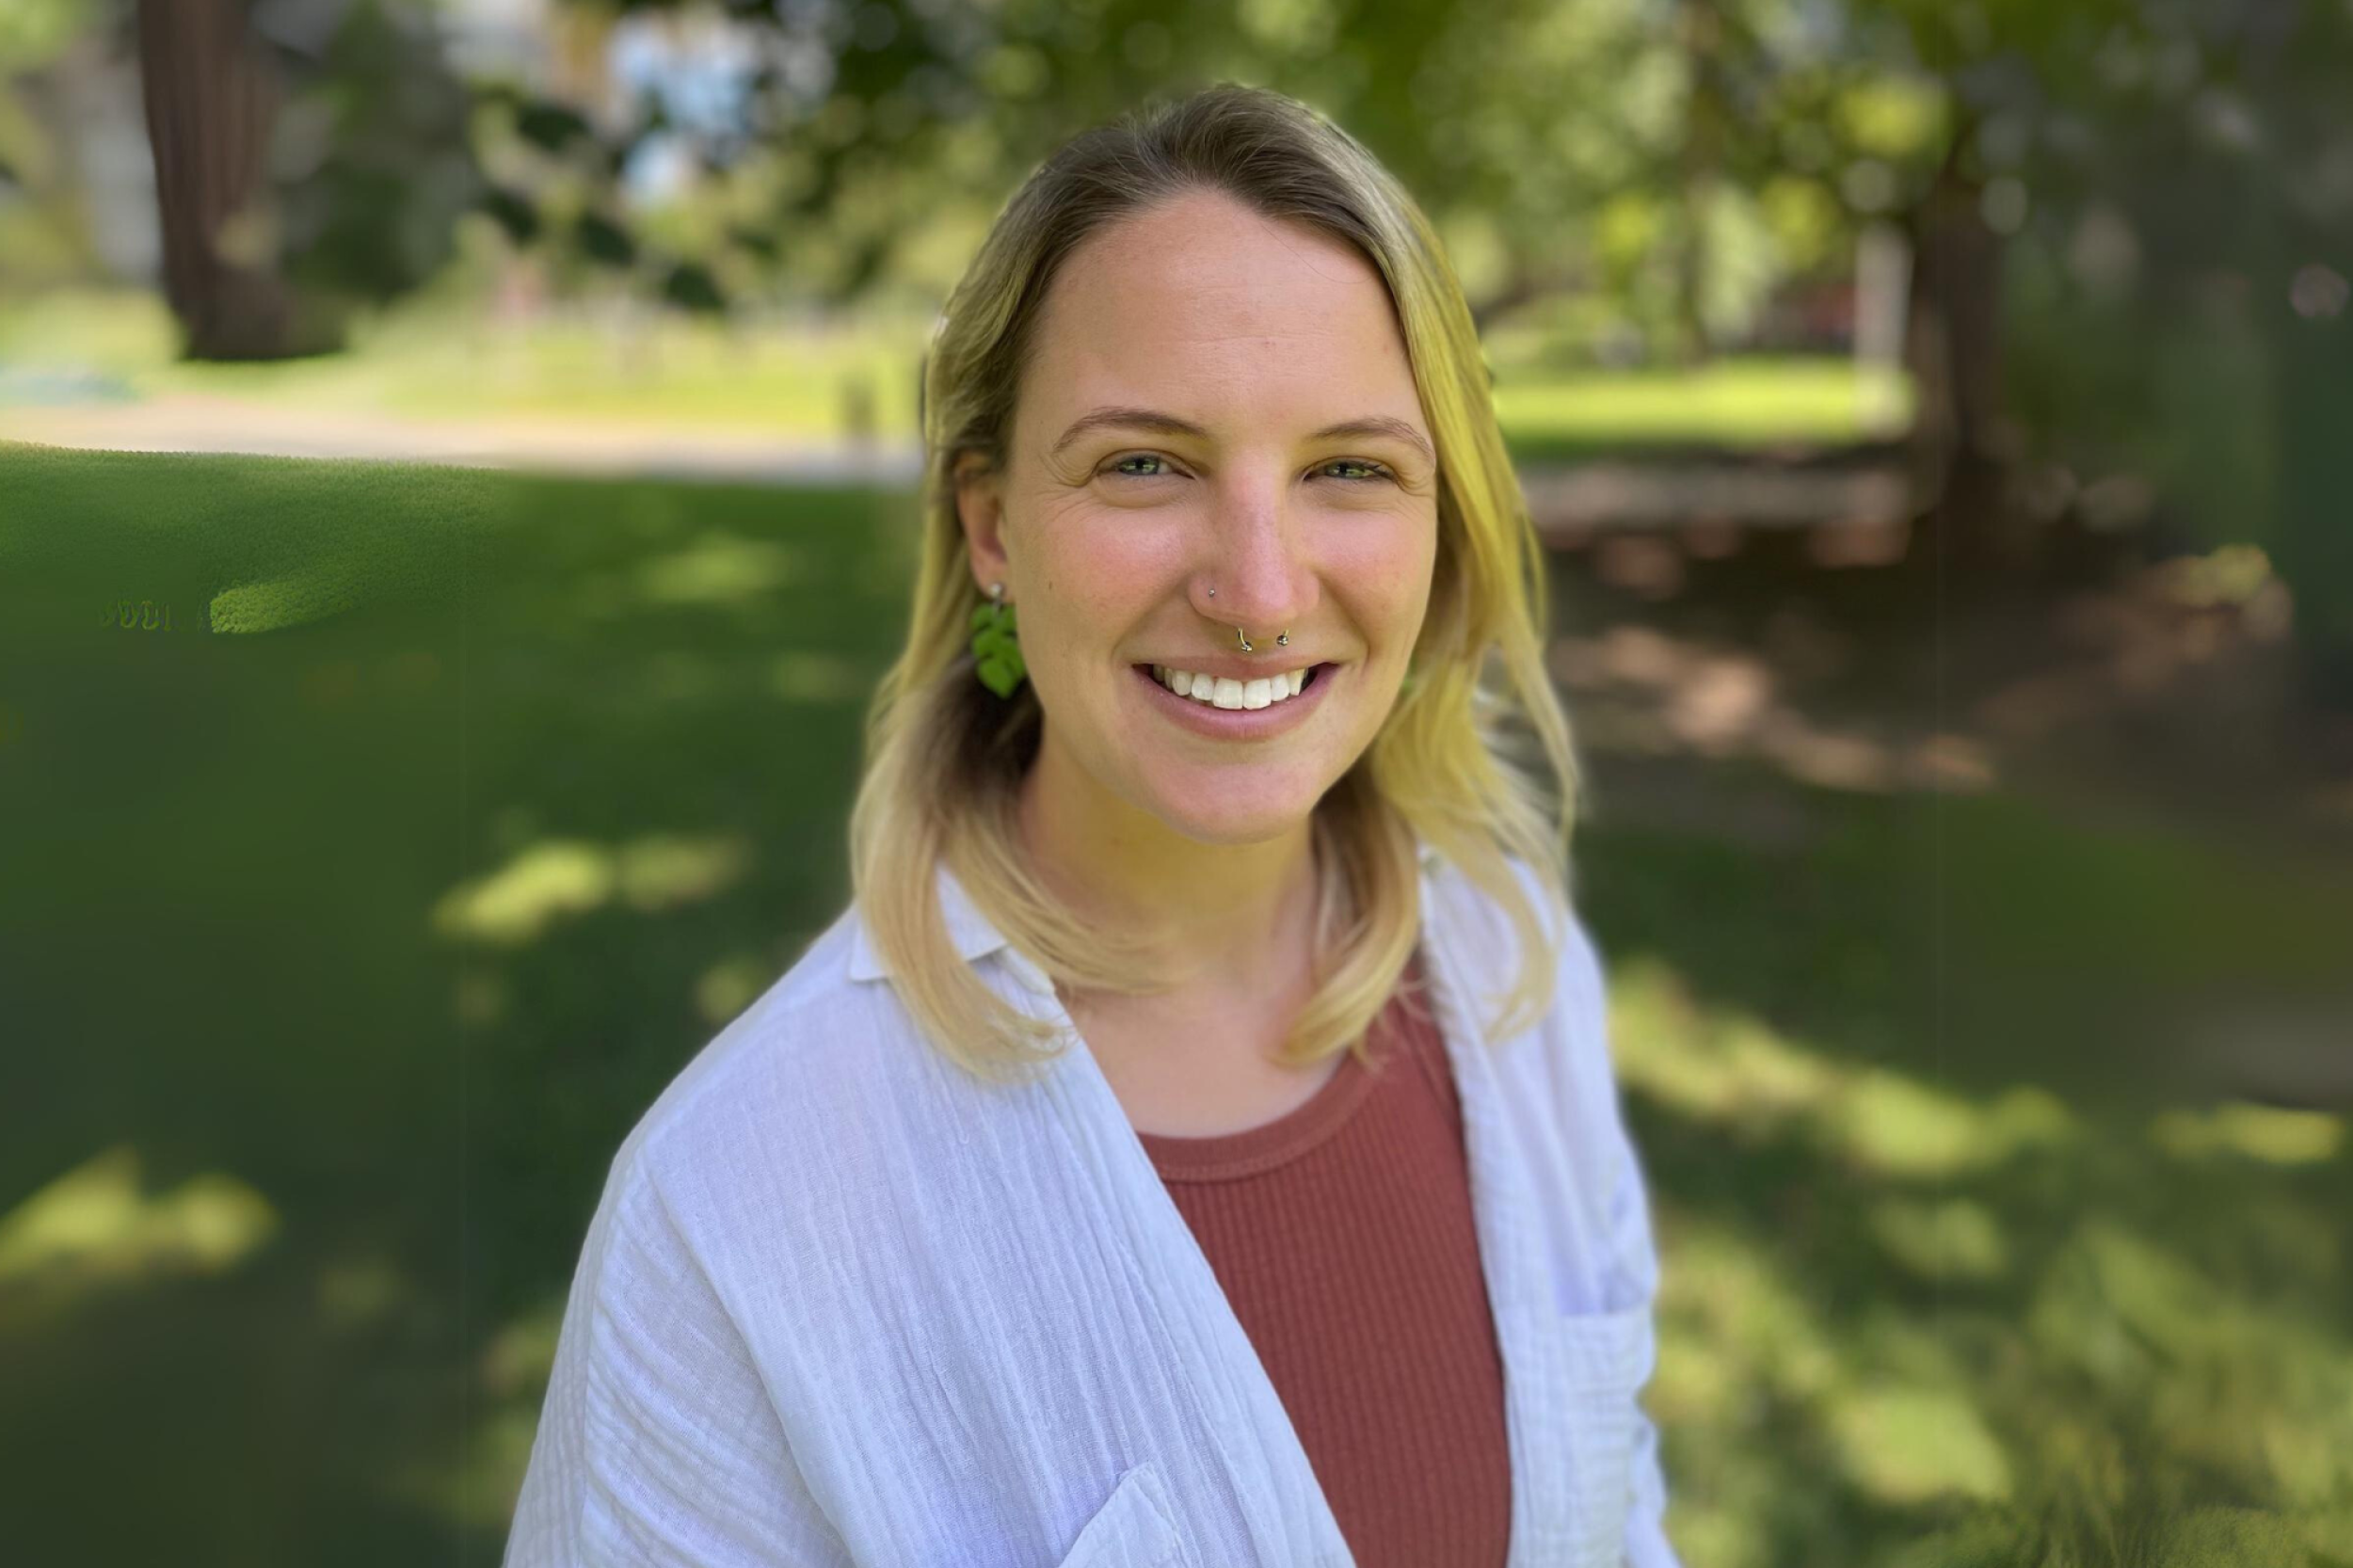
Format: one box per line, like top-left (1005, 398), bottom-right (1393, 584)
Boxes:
top-left (477, 184), bottom-right (541, 247)
top-left (572, 210), bottom-right (636, 269)
top-left (659, 259), bottom-right (725, 314)
top-left (511, 98), bottom-right (596, 155)
top-left (1910, 0), bottom-right (2353, 680)
top-left (266, 0), bottom-right (487, 332)
top-left (493, 0), bottom-right (1959, 345)
top-left (0, 0), bottom-right (91, 72)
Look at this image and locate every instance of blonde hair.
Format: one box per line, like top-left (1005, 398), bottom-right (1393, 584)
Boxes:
top-left (847, 82), bottom-right (1583, 1086)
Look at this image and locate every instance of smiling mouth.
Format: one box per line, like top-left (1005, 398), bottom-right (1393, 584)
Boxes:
top-left (1131, 663), bottom-right (1331, 710)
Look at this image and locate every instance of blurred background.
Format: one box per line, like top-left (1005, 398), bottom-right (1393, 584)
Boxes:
top-left (2, 1), bottom-right (2349, 1563)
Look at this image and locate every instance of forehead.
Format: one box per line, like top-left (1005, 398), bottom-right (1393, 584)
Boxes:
top-left (1019, 188), bottom-right (1417, 428)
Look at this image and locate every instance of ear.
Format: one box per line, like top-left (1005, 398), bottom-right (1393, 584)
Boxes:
top-left (952, 450), bottom-right (1011, 594)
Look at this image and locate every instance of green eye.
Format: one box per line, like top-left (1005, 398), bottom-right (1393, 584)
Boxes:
top-left (1101, 454), bottom-right (1393, 483)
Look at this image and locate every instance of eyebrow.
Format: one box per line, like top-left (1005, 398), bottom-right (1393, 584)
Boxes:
top-left (1049, 407), bottom-right (1436, 468)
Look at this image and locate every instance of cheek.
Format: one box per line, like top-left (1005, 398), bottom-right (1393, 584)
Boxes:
top-left (1032, 507), bottom-right (1181, 610)
top-left (1021, 544), bottom-right (1160, 662)
top-left (1330, 512), bottom-right (1437, 632)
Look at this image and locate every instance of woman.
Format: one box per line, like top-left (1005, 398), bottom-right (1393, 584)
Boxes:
top-left (504, 84), bottom-right (1680, 1568)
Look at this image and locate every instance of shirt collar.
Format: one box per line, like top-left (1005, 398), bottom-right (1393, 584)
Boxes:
top-left (845, 839), bottom-right (1441, 984)
top-left (846, 857), bottom-right (1009, 983)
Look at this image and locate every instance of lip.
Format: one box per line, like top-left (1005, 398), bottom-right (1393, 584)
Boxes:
top-left (1132, 662), bottom-right (1337, 740)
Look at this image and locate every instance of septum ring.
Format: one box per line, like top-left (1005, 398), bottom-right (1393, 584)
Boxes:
top-left (1209, 587), bottom-right (1288, 653)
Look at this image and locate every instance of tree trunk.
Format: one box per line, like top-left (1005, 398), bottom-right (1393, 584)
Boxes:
top-left (136, 0), bottom-right (304, 360)
top-left (2270, 284), bottom-right (2353, 709)
top-left (1904, 140), bottom-right (2017, 572)
top-left (1673, 0), bottom-right (1725, 365)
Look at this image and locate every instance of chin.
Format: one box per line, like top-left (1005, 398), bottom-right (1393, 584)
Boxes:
top-left (1167, 814), bottom-right (1311, 849)
top-left (1138, 772), bottom-right (1323, 846)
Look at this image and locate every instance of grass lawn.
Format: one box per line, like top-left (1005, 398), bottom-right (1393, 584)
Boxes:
top-left (1, 441), bottom-right (2346, 1566)
top-left (1577, 784), bottom-right (2353, 1567)
top-left (1, 288), bottom-right (1912, 456)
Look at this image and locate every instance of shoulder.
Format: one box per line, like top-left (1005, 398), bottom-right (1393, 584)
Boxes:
top-left (1438, 854), bottom-right (1658, 1305)
top-left (1428, 846), bottom-right (1625, 1133)
top-left (591, 902), bottom-right (936, 1256)
top-left (1423, 848), bottom-right (1598, 1022)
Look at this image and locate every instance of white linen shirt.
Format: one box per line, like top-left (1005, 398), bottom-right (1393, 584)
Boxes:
top-left (503, 840), bottom-right (1681, 1568)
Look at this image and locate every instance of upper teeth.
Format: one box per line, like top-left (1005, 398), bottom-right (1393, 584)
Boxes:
top-left (1151, 664), bottom-right (1312, 711)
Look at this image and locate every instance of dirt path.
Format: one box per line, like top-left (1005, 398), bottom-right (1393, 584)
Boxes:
top-left (4, 392), bottom-right (923, 485)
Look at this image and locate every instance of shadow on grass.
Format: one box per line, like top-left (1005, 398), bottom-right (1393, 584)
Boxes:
top-left (2, 444), bottom-right (913, 1565)
top-left (2, 443), bottom-right (2346, 1565)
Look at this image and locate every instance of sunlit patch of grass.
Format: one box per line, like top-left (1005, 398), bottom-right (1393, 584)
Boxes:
top-left (1605, 953), bottom-right (1844, 1129)
top-left (428, 832), bottom-right (754, 946)
top-left (1829, 1383), bottom-right (2014, 1505)
top-left (1608, 953), bottom-right (2078, 1176)
top-left (13, 442), bottom-right (2346, 1561)
top-left (632, 529), bottom-right (807, 605)
top-left (2149, 1101), bottom-right (2344, 1166)
top-left (617, 832), bottom-right (758, 912)
top-left (1833, 1073), bottom-right (2077, 1179)
top-left (1651, 1220), bottom-right (1851, 1568)
top-left (1609, 936), bottom-right (2353, 1561)
top-left (2030, 1220), bottom-right (2249, 1384)
top-left (381, 1399), bottom-right (547, 1534)
top-left (1492, 356), bottom-right (1913, 448)
top-left (1, 446), bottom-right (906, 1565)
top-left (1867, 1195), bottom-right (2012, 1282)
top-left (0, 286), bottom-right (179, 373)
top-left (766, 648), bottom-right (874, 705)
top-left (694, 951), bottom-right (782, 1026)
top-left (381, 1297), bottom-right (567, 1534)
top-left (0, 1146), bottom-right (278, 1318)
top-left (1656, 1220), bottom-right (1845, 1418)
top-left (4, 289), bottom-right (1915, 453)
top-left (2028, 1220), bottom-right (2353, 1490)
top-left (430, 840), bottom-right (615, 945)
top-left (210, 556), bottom-right (374, 633)
top-left (1900, 1498), bottom-right (2353, 1568)
top-left (0, 286), bottom-right (936, 437)
top-left (478, 1298), bottom-right (565, 1402)
top-left (315, 1251), bottom-right (413, 1333)
top-left (569, 531), bottom-right (811, 622)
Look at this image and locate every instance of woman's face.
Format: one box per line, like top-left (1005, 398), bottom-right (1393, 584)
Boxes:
top-left (957, 186), bottom-right (1440, 847)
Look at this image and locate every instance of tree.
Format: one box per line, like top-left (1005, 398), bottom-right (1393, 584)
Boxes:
top-left (136, 0), bottom-right (302, 357)
top-left (1880, 0), bottom-right (2353, 693)
top-left (129, 0), bottom-right (483, 360)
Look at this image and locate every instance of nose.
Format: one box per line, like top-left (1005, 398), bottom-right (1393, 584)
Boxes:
top-left (1189, 472), bottom-right (1316, 647)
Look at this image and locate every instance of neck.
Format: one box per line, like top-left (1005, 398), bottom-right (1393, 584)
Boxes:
top-left (1015, 737), bottom-right (1319, 1000)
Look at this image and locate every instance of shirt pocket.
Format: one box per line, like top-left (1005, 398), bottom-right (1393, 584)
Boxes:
top-left (1555, 1303), bottom-right (1651, 1568)
top-left (1052, 1461), bottom-right (1187, 1568)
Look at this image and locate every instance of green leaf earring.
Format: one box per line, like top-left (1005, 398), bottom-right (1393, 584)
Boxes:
top-left (970, 581), bottom-right (1027, 698)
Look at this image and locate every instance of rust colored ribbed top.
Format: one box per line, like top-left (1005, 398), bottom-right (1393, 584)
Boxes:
top-left (1134, 948), bottom-right (1513, 1566)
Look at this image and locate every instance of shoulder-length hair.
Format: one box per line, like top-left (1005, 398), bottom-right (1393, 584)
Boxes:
top-left (848, 81), bottom-right (1584, 1086)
